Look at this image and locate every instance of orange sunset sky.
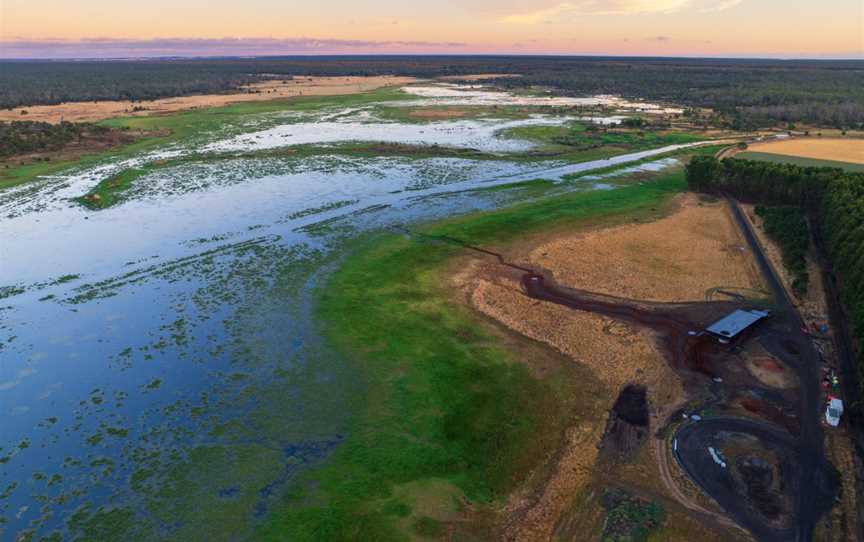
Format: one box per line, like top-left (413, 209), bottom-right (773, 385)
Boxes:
top-left (1, 0), bottom-right (862, 58)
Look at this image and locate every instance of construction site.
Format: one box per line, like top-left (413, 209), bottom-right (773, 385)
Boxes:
top-left (451, 191), bottom-right (858, 541)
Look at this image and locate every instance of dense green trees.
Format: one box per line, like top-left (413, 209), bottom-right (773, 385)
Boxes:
top-left (755, 206), bottom-right (810, 294)
top-left (686, 156), bottom-right (864, 399)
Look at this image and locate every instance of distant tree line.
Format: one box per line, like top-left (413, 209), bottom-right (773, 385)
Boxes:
top-left (490, 59), bottom-right (864, 129)
top-left (686, 156), bottom-right (864, 404)
top-left (0, 121), bottom-right (110, 158)
top-left (1, 56), bottom-right (862, 128)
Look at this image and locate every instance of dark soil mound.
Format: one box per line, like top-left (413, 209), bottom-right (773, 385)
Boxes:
top-left (600, 385), bottom-right (650, 461)
top-left (613, 385), bottom-right (649, 426)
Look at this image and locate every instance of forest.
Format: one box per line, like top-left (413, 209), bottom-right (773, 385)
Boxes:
top-left (686, 156), bottom-right (864, 411)
top-left (754, 205), bottom-right (810, 295)
top-left (1, 56), bottom-right (862, 128)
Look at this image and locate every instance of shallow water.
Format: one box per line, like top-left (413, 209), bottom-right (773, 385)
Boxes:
top-left (0, 85), bottom-right (699, 539)
top-left (401, 84), bottom-right (684, 114)
top-left (202, 115), bottom-right (571, 154)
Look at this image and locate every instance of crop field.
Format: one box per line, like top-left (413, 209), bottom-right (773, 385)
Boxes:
top-left (743, 137), bottom-right (864, 165)
top-left (736, 150), bottom-right (864, 172)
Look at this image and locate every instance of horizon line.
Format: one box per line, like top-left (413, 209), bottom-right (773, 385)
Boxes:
top-left (2, 52), bottom-right (863, 62)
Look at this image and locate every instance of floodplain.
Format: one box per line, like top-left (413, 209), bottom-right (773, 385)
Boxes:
top-left (3, 77), bottom-right (839, 542)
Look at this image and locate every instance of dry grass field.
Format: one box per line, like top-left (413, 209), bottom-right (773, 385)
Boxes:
top-left (529, 194), bottom-right (764, 302)
top-left (747, 138), bottom-right (864, 164)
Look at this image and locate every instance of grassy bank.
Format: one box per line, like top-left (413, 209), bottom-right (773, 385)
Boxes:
top-left (259, 173), bottom-right (686, 540)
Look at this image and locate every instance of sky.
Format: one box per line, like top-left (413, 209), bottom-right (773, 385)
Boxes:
top-left (0, 0), bottom-right (862, 59)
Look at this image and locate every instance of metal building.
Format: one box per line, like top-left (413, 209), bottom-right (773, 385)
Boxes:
top-left (705, 309), bottom-right (771, 340)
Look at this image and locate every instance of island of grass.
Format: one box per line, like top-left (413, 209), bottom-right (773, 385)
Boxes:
top-left (258, 172), bottom-right (690, 540)
top-left (502, 121), bottom-right (705, 161)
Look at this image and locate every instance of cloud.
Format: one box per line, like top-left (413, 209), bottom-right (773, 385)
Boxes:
top-left (0, 37), bottom-right (468, 59)
top-left (648, 35), bottom-right (672, 41)
top-left (700, 0), bottom-right (744, 12)
top-left (501, 0), bottom-right (744, 23)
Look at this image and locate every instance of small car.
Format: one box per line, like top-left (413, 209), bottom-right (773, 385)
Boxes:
top-left (825, 396), bottom-right (844, 427)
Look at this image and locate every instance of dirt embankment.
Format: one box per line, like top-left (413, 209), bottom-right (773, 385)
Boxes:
top-left (746, 138), bottom-right (864, 165)
top-left (451, 194), bottom-right (760, 540)
top-left (0, 76), bottom-right (418, 124)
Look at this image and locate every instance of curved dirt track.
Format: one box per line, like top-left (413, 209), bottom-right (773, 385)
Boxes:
top-left (674, 417), bottom-right (798, 542)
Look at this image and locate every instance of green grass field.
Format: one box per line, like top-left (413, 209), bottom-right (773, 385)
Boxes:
top-left (736, 151), bottom-right (864, 172)
top-left (259, 172), bottom-right (686, 540)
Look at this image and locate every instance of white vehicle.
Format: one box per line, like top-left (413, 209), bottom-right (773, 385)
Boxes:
top-left (825, 397), bottom-right (844, 427)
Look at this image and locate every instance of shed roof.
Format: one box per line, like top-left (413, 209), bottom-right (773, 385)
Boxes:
top-left (705, 309), bottom-right (770, 338)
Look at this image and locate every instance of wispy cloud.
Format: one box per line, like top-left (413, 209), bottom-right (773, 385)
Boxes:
top-left (0, 37), bottom-right (469, 59)
top-left (700, 0), bottom-right (745, 12)
top-left (501, 0), bottom-right (744, 23)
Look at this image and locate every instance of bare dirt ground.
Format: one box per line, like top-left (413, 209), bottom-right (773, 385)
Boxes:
top-left (745, 354), bottom-right (797, 389)
top-left (746, 138), bottom-right (864, 164)
top-left (450, 194), bottom-right (767, 540)
top-left (0, 76), bottom-right (418, 123)
top-left (530, 194), bottom-right (764, 302)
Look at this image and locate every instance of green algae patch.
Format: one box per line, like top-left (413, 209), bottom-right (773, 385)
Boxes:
top-left (260, 174), bottom-right (686, 539)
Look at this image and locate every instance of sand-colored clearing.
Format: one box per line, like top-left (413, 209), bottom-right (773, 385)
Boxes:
top-left (0, 76), bottom-right (418, 124)
top-left (530, 194), bottom-right (764, 302)
top-left (747, 138), bottom-right (864, 164)
top-left (746, 355), bottom-right (796, 389)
